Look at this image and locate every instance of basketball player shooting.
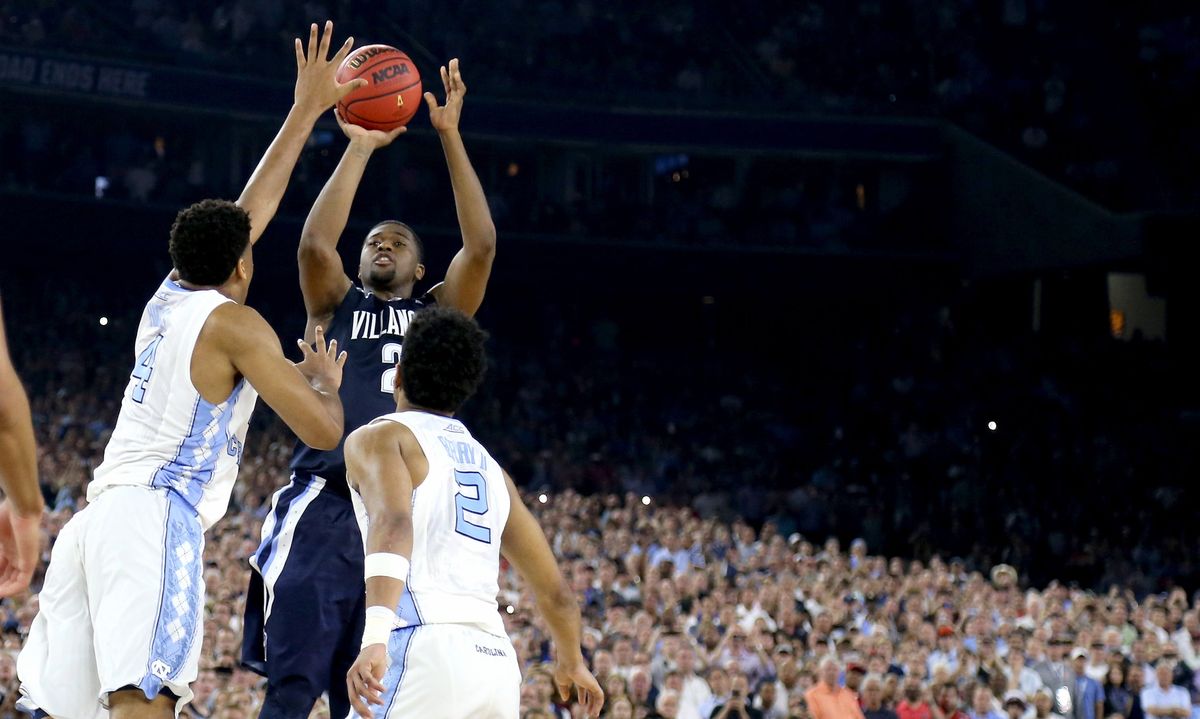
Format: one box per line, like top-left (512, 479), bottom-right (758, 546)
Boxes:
top-left (242, 58), bottom-right (498, 719)
top-left (15, 21), bottom-right (363, 719)
top-left (0, 295), bottom-right (44, 598)
top-left (342, 307), bottom-right (604, 718)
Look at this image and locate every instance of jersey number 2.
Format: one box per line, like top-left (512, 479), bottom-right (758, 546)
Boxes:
top-left (380, 342), bottom-right (402, 393)
top-left (131, 335), bottom-right (164, 403)
top-left (453, 470), bottom-right (491, 544)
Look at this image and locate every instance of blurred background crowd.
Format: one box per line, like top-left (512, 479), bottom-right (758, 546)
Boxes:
top-left (2, 0), bottom-right (1200, 717)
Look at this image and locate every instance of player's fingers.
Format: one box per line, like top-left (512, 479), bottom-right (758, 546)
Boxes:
top-left (318, 20), bottom-right (334, 61)
top-left (327, 338), bottom-right (338, 359)
top-left (367, 673), bottom-right (386, 693)
top-left (306, 23), bottom-right (318, 64)
top-left (333, 35), bottom-right (355, 64)
top-left (440, 65), bottom-right (450, 95)
top-left (294, 38), bottom-right (305, 69)
top-left (336, 78), bottom-right (368, 99)
top-left (556, 679), bottom-right (571, 702)
top-left (386, 126), bottom-right (407, 141)
top-left (348, 683), bottom-right (371, 719)
top-left (423, 92), bottom-right (437, 110)
top-left (337, 350), bottom-right (348, 368)
top-left (313, 325), bottom-right (327, 351)
top-left (296, 338), bottom-right (315, 359)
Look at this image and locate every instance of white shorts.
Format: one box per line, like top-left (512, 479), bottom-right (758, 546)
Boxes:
top-left (17, 485), bottom-right (205, 718)
top-left (354, 623), bottom-right (520, 719)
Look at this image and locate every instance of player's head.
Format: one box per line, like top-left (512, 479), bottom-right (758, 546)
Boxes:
top-left (359, 220), bottom-right (424, 294)
top-left (393, 306), bottom-right (486, 414)
top-left (169, 199), bottom-right (253, 301)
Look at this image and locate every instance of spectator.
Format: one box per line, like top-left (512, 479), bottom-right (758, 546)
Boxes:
top-left (712, 673), bottom-right (763, 719)
top-left (864, 675), bottom-right (900, 719)
top-left (807, 658), bottom-right (866, 719)
top-left (1071, 649), bottom-right (1105, 719)
top-left (970, 688), bottom-right (1006, 719)
top-left (1139, 664), bottom-right (1189, 719)
top-left (1103, 665), bottom-right (1135, 719)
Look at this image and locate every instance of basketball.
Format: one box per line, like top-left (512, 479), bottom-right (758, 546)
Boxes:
top-left (335, 44), bottom-right (422, 131)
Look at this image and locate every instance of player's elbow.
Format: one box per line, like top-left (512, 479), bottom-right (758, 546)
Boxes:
top-left (468, 225), bottom-right (497, 259)
top-left (302, 418), bottom-right (343, 451)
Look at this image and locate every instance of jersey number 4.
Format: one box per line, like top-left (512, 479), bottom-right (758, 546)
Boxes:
top-left (453, 470), bottom-right (491, 544)
top-left (131, 334), bottom-right (164, 403)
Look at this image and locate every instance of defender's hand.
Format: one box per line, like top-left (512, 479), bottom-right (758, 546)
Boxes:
top-left (293, 21), bottom-right (365, 116)
top-left (348, 643), bottom-right (389, 718)
top-left (295, 325), bottom-right (347, 393)
top-left (336, 108), bottom-right (407, 149)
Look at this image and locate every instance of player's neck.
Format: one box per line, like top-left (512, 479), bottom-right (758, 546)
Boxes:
top-left (394, 397), bottom-right (453, 418)
top-left (366, 283), bottom-right (414, 301)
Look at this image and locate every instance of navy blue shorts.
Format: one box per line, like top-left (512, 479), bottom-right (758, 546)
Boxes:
top-left (241, 474), bottom-right (365, 718)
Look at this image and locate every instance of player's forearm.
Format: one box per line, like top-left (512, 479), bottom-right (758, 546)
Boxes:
top-left (438, 129), bottom-right (496, 256)
top-left (0, 382), bottom-right (41, 517)
top-left (237, 103), bottom-right (324, 244)
top-left (534, 576), bottom-right (587, 667)
top-left (364, 511), bottom-right (413, 611)
top-left (299, 386), bottom-right (344, 450)
top-left (300, 141), bottom-right (374, 252)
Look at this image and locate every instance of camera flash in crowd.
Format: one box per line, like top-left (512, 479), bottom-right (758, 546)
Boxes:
top-left (505, 605), bottom-right (515, 614)
top-left (538, 493), bottom-right (547, 504)
top-left (641, 495), bottom-right (651, 506)
top-left (99, 317), bottom-right (109, 327)
top-left (988, 420), bottom-right (997, 431)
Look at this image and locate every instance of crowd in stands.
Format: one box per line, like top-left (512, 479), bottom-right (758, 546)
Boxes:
top-left (0, 262), bottom-right (1194, 716)
top-left (1, 1), bottom-right (1197, 211)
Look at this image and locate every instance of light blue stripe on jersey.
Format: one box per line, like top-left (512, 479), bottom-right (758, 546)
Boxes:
top-left (397, 583), bottom-right (423, 627)
top-left (378, 626), bottom-right (418, 718)
top-left (150, 381), bottom-right (247, 508)
top-left (137, 492), bottom-right (203, 699)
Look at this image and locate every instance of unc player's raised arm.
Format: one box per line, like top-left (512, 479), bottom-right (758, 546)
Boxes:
top-left (0, 296), bottom-right (43, 597)
top-left (344, 420), bottom-right (414, 715)
top-left (500, 470), bottom-right (605, 717)
top-left (425, 59), bottom-right (496, 316)
top-left (236, 21), bottom-right (366, 245)
top-left (205, 303), bottom-right (346, 450)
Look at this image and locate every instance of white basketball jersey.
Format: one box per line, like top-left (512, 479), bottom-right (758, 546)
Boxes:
top-left (89, 275), bottom-right (259, 531)
top-left (350, 410), bottom-right (511, 637)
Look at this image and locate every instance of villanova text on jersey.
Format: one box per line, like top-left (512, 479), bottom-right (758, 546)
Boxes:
top-left (291, 287), bottom-right (435, 489)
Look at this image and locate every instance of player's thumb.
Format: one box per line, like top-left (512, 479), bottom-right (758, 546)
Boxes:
top-left (337, 78), bottom-right (368, 98)
top-left (423, 92), bottom-right (437, 108)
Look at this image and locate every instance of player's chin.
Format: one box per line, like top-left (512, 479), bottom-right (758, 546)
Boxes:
top-left (367, 267), bottom-right (398, 285)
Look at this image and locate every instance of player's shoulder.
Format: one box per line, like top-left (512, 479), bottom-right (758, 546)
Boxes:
top-left (347, 417), bottom-right (417, 456)
top-left (199, 302), bottom-right (272, 348)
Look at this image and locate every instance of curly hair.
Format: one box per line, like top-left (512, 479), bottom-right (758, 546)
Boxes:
top-left (169, 199), bottom-right (251, 286)
top-left (400, 306), bottom-right (488, 413)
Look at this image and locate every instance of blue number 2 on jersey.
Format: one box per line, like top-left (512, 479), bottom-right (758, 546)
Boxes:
top-left (453, 469), bottom-right (491, 544)
top-left (131, 334), bottom-right (164, 403)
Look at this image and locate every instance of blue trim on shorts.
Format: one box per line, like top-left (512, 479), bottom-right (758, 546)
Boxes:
top-left (136, 493), bottom-right (203, 700)
top-left (378, 626), bottom-right (417, 718)
top-left (252, 478), bottom-right (307, 574)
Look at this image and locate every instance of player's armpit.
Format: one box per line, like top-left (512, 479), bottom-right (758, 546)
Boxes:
top-left (206, 304), bottom-right (344, 450)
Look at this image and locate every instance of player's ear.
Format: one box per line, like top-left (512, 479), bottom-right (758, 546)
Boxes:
top-left (414, 263), bottom-right (425, 281)
top-left (392, 362), bottom-right (404, 394)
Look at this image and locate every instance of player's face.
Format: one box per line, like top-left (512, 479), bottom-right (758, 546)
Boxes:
top-left (359, 225), bottom-right (423, 290)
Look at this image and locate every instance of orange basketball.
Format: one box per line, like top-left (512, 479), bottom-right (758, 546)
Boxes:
top-left (335, 44), bottom-right (422, 131)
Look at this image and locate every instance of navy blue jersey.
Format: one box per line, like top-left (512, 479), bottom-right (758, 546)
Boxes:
top-left (290, 285), bottom-right (435, 492)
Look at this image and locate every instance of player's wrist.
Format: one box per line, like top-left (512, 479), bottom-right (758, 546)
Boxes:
top-left (362, 605), bottom-right (401, 648)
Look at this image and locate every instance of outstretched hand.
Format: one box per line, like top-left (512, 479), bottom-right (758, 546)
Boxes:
top-left (554, 661), bottom-right (605, 717)
top-left (425, 58), bottom-right (466, 133)
top-left (294, 21), bottom-right (366, 116)
top-left (295, 325), bottom-right (347, 393)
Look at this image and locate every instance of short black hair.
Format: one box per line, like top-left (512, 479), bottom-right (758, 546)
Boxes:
top-left (169, 199), bottom-right (251, 285)
top-left (400, 306), bottom-right (487, 413)
top-left (368, 219), bottom-right (424, 262)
